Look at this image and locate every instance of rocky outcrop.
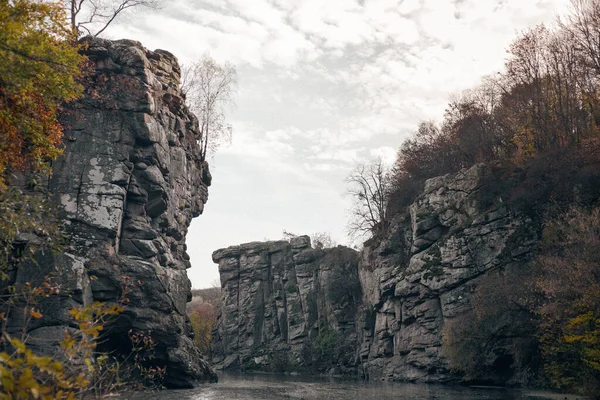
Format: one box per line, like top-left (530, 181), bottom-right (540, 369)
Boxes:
top-left (212, 236), bottom-right (361, 374)
top-left (6, 38), bottom-right (216, 387)
top-left (213, 164), bottom-right (539, 384)
top-left (358, 163), bottom-right (537, 383)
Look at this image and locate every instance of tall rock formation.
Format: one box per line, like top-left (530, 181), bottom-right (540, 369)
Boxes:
top-left (213, 164), bottom-right (539, 384)
top-left (211, 236), bottom-right (361, 374)
top-left (359, 163), bottom-right (537, 383)
top-left (6, 38), bottom-right (216, 387)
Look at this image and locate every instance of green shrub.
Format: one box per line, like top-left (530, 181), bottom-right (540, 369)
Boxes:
top-left (285, 284), bottom-right (297, 294)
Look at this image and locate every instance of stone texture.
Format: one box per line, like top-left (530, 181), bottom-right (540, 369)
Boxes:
top-left (213, 164), bottom-right (539, 384)
top-left (7, 38), bottom-right (216, 387)
top-left (211, 236), bottom-right (361, 374)
top-left (358, 164), bottom-right (538, 383)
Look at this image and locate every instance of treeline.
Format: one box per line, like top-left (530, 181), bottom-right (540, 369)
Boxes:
top-left (388, 0), bottom-right (600, 214)
top-left (378, 1), bottom-right (600, 396)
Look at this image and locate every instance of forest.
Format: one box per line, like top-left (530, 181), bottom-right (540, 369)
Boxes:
top-left (1, 0), bottom-right (600, 398)
top-left (373, 0), bottom-right (600, 396)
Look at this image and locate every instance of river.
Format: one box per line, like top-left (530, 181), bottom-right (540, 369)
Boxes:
top-left (119, 373), bottom-right (585, 400)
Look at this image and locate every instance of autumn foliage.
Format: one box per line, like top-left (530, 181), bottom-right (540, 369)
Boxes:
top-left (383, 1), bottom-right (600, 396)
top-left (187, 287), bottom-right (220, 356)
top-left (0, 0), bottom-right (83, 188)
top-left (534, 206), bottom-right (600, 395)
top-left (389, 2), bottom-right (600, 211)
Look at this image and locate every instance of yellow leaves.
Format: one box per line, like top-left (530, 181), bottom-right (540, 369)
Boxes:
top-left (60, 332), bottom-right (76, 352)
top-left (535, 205), bottom-right (600, 394)
top-left (0, 336), bottom-right (76, 399)
top-left (84, 358), bottom-right (94, 372)
top-left (17, 367), bottom-right (35, 390)
top-left (0, 290), bottom-right (130, 398)
top-left (0, 267), bottom-right (142, 397)
top-left (0, 364), bottom-right (16, 391)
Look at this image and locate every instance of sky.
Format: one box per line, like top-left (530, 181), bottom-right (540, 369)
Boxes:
top-left (105, 0), bottom-right (571, 288)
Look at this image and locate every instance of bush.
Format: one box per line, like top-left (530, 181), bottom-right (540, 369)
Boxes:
top-left (533, 205), bottom-right (600, 397)
top-left (303, 323), bottom-right (345, 371)
top-left (188, 298), bottom-right (218, 356)
top-left (442, 266), bottom-right (538, 384)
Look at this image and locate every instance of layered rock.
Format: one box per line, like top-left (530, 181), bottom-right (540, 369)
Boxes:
top-left (7, 38), bottom-right (216, 387)
top-left (212, 236), bottom-right (361, 374)
top-left (359, 163), bottom-right (537, 383)
top-left (213, 164), bottom-right (539, 384)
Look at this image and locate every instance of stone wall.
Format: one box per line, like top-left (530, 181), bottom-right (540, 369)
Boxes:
top-left (212, 236), bottom-right (361, 374)
top-left (6, 37), bottom-right (216, 387)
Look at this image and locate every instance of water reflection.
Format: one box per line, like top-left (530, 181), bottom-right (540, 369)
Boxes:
top-left (120, 373), bottom-right (578, 400)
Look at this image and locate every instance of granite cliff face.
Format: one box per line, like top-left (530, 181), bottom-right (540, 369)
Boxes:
top-left (213, 164), bottom-right (539, 384)
top-left (211, 236), bottom-right (361, 373)
top-left (358, 163), bottom-right (537, 383)
top-left (7, 38), bottom-right (216, 387)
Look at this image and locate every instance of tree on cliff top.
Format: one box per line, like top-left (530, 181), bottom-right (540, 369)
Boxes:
top-left (0, 0), bottom-right (84, 188)
top-left (65, 0), bottom-right (162, 37)
top-left (181, 54), bottom-right (237, 162)
top-left (346, 158), bottom-right (391, 240)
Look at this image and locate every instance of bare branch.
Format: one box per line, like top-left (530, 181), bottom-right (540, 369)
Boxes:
top-left (346, 158), bottom-right (391, 241)
top-left (181, 54), bottom-right (237, 161)
top-left (65, 0), bottom-right (162, 37)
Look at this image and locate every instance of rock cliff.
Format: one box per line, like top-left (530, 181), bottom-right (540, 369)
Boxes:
top-left (211, 236), bottom-right (361, 373)
top-left (358, 163), bottom-right (537, 383)
top-left (7, 38), bottom-right (216, 387)
top-left (213, 164), bottom-right (539, 384)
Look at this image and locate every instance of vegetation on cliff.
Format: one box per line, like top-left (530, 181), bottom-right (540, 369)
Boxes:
top-left (348, 0), bottom-right (600, 396)
top-left (188, 287), bottom-right (221, 357)
top-left (0, 0), bottom-right (84, 189)
top-left (0, 1), bottom-right (195, 396)
top-left (181, 55), bottom-right (237, 162)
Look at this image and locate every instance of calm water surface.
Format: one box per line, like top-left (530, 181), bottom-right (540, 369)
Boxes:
top-left (120, 373), bottom-right (584, 400)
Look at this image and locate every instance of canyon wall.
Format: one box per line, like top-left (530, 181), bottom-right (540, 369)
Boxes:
top-left (358, 163), bottom-right (537, 383)
top-left (213, 164), bottom-right (539, 384)
top-left (6, 38), bottom-right (216, 387)
top-left (211, 236), bottom-right (361, 374)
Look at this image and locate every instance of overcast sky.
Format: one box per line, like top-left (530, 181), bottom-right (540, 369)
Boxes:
top-left (107, 0), bottom-right (570, 288)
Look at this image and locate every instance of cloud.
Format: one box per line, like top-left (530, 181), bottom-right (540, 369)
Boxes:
top-left (106, 0), bottom-right (572, 288)
top-left (370, 146), bottom-right (397, 166)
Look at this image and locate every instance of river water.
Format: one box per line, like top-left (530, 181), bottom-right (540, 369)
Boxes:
top-left (120, 373), bottom-right (584, 400)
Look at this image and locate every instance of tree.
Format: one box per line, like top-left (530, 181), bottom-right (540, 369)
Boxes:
top-left (187, 285), bottom-right (221, 356)
top-left (442, 266), bottom-right (538, 384)
top-left (346, 158), bottom-right (391, 239)
top-left (181, 54), bottom-right (237, 162)
top-left (534, 205), bottom-right (600, 396)
top-left (0, 0), bottom-right (84, 189)
top-left (65, 0), bottom-right (161, 37)
top-left (561, 0), bottom-right (600, 76)
top-left (396, 121), bottom-right (457, 180)
top-left (559, 0), bottom-right (600, 129)
top-left (311, 232), bottom-right (335, 250)
top-left (282, 231), bottom-right (336, 250)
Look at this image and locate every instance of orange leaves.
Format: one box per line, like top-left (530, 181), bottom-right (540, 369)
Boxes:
top-left (0, 0), bottom-right (84, 187)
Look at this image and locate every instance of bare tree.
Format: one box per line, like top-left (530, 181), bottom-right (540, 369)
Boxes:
top-left (561, 0), bottom-right (600, 75)
top-left (346, 158), bottom-right (391, 239)
top-left (311, 232), bottom-right (335, 250)
top-left (281, 230), bottom-right (335, 249)
top-left (181, 54), bottom-right (237, 161)
top-left (66, 0), bottom-right (162, 37)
